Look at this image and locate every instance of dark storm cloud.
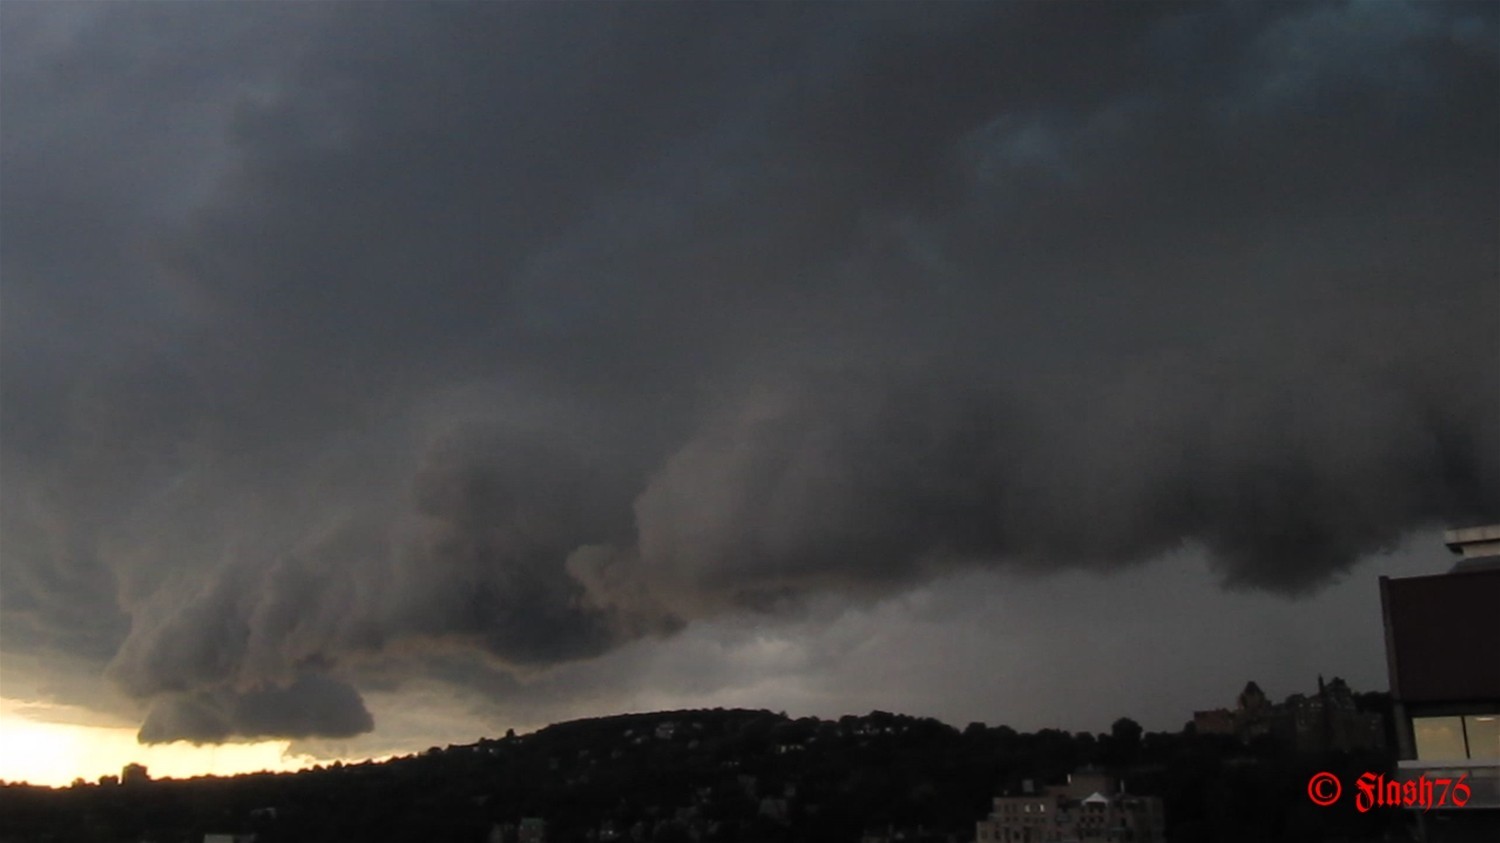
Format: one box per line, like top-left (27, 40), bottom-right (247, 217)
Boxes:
top-left (2, 1), bottom-right (1495, 743)
top-left (138, 674), bottom-right (373, 744)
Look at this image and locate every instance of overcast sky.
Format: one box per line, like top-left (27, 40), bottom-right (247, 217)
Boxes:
top-left (1, 1), bottom-right (1496, 760)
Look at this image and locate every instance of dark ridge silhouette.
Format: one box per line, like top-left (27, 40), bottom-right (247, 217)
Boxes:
top-left (0, 694), bottom-right (1404, 843)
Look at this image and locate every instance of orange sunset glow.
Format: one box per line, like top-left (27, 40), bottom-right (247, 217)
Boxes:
top-left (0, 697), bottom-right (319, 787)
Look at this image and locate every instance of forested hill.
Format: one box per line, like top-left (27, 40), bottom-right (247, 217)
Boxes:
top-left (0, 704), bottom-right (1400, 843)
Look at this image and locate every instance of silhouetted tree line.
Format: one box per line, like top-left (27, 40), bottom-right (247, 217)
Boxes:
top-left (0, 700), bottom-right (1405, 843)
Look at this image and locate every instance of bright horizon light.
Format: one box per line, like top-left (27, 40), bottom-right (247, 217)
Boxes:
top-left (0, 697), bottom-right (326, 787)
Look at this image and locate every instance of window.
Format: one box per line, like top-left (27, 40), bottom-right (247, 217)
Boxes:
top-left (1414, 714), bottom-right (1500, 760)
top-left (1464, 715), bottom-right (1499, 760)
top-left (1414, 716), bottom-right (1465, 760)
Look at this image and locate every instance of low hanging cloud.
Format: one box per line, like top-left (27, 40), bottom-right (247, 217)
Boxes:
top-left (138, 674), bottom-right (373, 745)
top-left (1, 1), bottom-right (1495, 744)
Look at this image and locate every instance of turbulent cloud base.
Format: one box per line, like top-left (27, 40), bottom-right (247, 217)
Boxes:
top-left (2, 1), bottom-right (1496, 744)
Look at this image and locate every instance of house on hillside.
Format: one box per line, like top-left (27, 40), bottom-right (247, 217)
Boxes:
top-left (976, 770), bottom-right (1164, 842)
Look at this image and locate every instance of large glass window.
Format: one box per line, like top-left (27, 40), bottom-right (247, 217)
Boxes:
top-left (1413, 716), bottom-right (1466, 760)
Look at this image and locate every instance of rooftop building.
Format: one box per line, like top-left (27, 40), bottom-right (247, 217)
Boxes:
top-left (1379, 525), bottom-right (1500, 842)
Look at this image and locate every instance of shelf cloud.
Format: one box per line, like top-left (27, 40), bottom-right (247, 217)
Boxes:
top-left (2, 1), bottom-right (1495, 743)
